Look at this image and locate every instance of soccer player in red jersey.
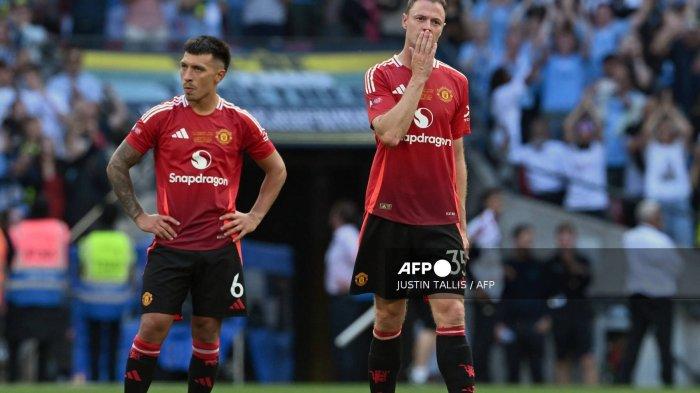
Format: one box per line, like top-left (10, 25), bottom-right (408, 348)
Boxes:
top-left (107, 36), bottom-right (286, 393)
top-left (349, 1), bottom-right (475, 392)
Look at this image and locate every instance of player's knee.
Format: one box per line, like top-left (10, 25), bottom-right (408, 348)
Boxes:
top-left (375, 305), bottom-right (406, 330)
top-left (138, 315), bottom-right (172, 343)
top-left (191, 317), bottom-right (221, 341)
top-left (432, 299), bottom-right (465, 327)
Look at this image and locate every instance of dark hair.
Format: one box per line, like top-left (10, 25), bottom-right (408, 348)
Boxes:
top-left (556, 221), bottom-right (576, 234)
top-left (525, 6), bottom-right (546, 22)
top-left (490, 67), bottom-right (511, 93)
top-left (602, 53), bottom-right (620, 66)
top-left (511, 223), bottom-right (532, 239)
top-left (330, 200), bottom-right (359, 225)
top-left (405, 0), bottom-right (447, 13)
top-left (183, 35), bottom-right (231, 72)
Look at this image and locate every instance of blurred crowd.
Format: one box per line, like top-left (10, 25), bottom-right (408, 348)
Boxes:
top-left (444, 0), bottom-right (700, 247)
top-left (0, 0), bottom-right (408, 49)
top-left (42, 0), bottom-right (699, 245)
top-left (0, 48), bottom-right (126, 230)
top-left (0, 0), bottom-right (698, 246)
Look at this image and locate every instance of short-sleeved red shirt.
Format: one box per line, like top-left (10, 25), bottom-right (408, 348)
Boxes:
top-left (363, 55), bottom-right (471, 225)
top-left (126, 95), bottom-right (275, 250)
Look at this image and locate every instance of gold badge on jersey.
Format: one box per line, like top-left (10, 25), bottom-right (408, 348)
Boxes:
top-left (355, 272), bottom-right (368, 287)
top-left (438, 87), bottom-right (454, 103)
top-left (142, 292), bottom-right (153, 306)
top-left (216, 129), bottom-right (232, 145)
top-left (193, 131), bottom-right (214, 143)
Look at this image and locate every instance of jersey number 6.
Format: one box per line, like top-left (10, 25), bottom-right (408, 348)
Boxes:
top-left (230, 273), bottom-right (244, 298)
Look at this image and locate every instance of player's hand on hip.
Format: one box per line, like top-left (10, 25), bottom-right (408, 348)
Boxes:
top-left (219, 211), bottom-right (262, 242)
top-left (409, 30), bottom-right (437, 83)
top-left (135, 213), bottom-right (180, 240)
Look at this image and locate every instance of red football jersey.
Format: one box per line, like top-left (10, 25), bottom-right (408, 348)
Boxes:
top-left (364, 55), bottom-right (471, 225)
top-left (126, 95), bottom-right (275, 250)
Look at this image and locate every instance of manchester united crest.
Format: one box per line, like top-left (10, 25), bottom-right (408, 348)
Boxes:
top-left (216, 129), bottom-right (232, 145)
top-left (142, 292), bottom-right (153, 306)
top-left (355, 272), bottom-right (368, 287)
top-left (437, 87), bottom-right (453, 103)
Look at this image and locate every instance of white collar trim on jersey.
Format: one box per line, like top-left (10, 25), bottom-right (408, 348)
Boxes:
top-left (181, 94), bottom-right (224, 110)
top-left (393, 54), bottom-right (439, 69)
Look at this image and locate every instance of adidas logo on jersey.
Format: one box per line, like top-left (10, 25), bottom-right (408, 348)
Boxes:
top-left (171, 128), bottom-right (189, 139)
top-left (392, 84), bottom-right (406, 95)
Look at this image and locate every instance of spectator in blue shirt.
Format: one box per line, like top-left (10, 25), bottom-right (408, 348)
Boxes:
top-left (458, 20), bottom-right (494, 137)
top-left (47, 47), bottom-right (103, 105)
top-left (540, 26), bottom-right (587, 138)
top-left (470, 0), bottom-right (518, 62)
top-left (578, 1), bottom-right (651, 80)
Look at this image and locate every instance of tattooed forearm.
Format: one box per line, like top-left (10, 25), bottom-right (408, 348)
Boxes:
top-left (106, 141), bottom-right (145, 221)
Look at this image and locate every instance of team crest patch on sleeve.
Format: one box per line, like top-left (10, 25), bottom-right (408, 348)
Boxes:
top-left (355, 272), bottom-right (368, 287)
top-left (437, 87), bottom-right (453, 103)
top-left (142, 292), bottom-right (153, 306)
top-left (216, 129), bottom-right (232, 145)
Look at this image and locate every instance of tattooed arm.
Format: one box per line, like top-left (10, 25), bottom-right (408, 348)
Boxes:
top-left (106, 141), bottom-right (144, 220)
top-left (107, 141), bottom-right (180, 240)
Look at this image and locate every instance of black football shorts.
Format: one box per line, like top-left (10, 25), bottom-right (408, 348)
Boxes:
top-left (141, 243), bottom-right (247, 318)
top-left (350, 214), bottom-right (467, 299)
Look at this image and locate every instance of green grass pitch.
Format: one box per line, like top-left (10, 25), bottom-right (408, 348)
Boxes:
top-left (1, 384), bottom-right (699, 393)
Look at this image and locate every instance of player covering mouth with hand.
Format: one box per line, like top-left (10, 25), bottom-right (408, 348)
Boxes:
top-left (350, 1), bottom-right (475, 392)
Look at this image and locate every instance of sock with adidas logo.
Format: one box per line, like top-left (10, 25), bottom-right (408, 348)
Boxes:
top-left (124, 335), bottom-right (161, 393)
top-left (188, 339), bottom-right (220, 393)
